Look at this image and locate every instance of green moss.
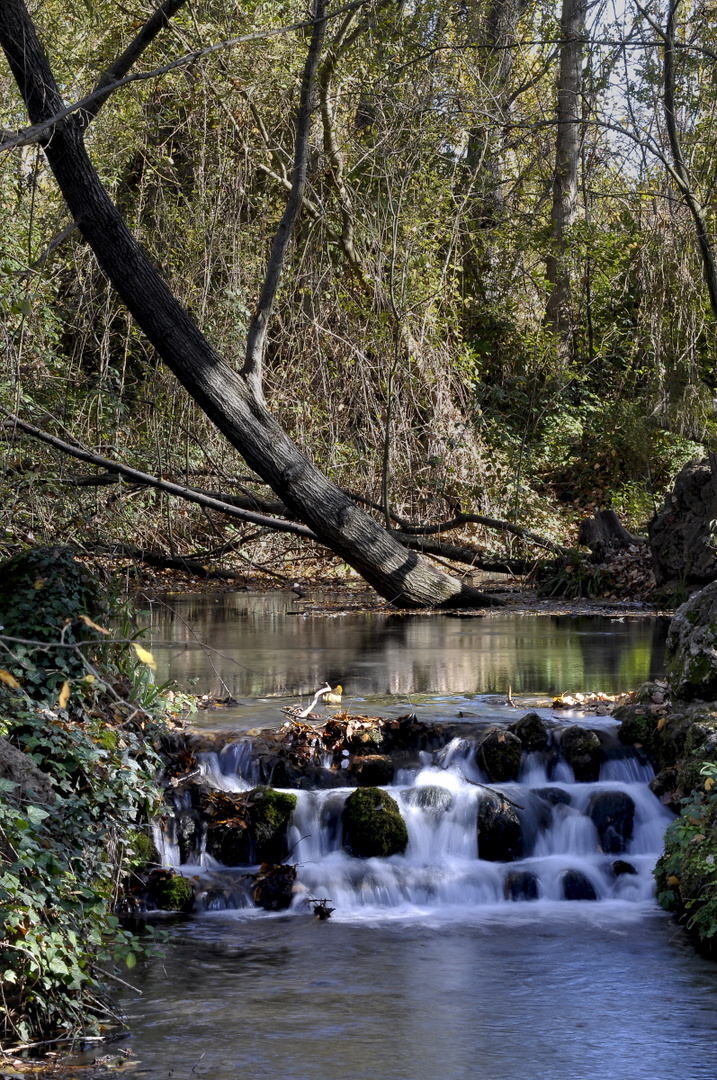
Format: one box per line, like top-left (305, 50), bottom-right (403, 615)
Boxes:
top-left (131, 829), bottom-right (158, 868)
top-left (248, 787), bottom-right (298, 863)
top-left (342, 786), bottom-right (408, 858)
top-left (151, 871), bottom-right (195, 912)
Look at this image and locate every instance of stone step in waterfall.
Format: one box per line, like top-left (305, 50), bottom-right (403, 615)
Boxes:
top-left (151, 713), bottom-right (675, 916)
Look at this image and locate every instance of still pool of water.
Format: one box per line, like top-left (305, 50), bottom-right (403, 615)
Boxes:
top-left (117, 594), bottom-right (715, 1080)
top-left (144, 591), bottom-right (668, 707)
top-left (122, 907), bottom-right (717, 1080)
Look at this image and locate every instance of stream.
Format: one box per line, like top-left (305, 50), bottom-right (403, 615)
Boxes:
top-left (117, 594), bottom-right (717, 1079)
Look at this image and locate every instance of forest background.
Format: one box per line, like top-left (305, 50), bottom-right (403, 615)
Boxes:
top-left (1, 0), bottom-right (715, 592)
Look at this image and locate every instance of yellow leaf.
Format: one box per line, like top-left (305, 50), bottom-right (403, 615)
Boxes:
top-left (0, 669), bottom-right (21, 689)
top-left (667, 875), bottom-right (679, 887)
top-left (34, 577), bottom-right (45, 590)
top-left (657, 715), bottom-right (667, 732)
top-left (82, 674), bottom-right (95, 684)
top-left (132, 643), bottom-right (157, 671)
top-left (58, 681), bottom-right (71, 709)
top-left (706, 777), bottom-right (715, 791)
top-left (78, 614), bottom-right (110, 635)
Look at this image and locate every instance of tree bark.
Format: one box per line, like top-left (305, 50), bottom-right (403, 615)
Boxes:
top-left (545, 0), bottom-right (586, 357)
top-left (0, 0), bottom-right (501, 608)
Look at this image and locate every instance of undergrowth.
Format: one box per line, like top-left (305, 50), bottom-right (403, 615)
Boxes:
top-left (0, 546), bottom-right (182, 1048)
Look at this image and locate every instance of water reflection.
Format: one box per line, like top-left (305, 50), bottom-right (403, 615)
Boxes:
top-left (144, 592), bottom-right (668, 700)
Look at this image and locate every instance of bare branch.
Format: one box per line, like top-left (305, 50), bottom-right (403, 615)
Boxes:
top-left (242, 0), bottom-right (328, 395)
top-left (0, 0), bottom-right (368, 155)
top-left (81, 0), bottom-right (189, 127)
top-left (1, 411), bottom-right (318, 541)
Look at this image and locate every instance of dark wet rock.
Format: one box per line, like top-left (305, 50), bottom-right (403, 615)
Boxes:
top-left (588, 790), bottom-right (635, 854)
top-left (511, 712), bottom-right (549, 752)
top-left (342, 786), bottom-right (408, 858)
top-left (402, 785), bottom-right (454, 814)
top-left (649, 458), bottom-right (717, 587)
top-left (612, 860), bottom-right (637, 876)
top-left (561, 869), bottom-right (597, 901)
top-left (533, 786), bottom-right (572, 806)
top-left (348, 754), bottom-right (394, 787)
top-left (477, 790), bottom-right (522, 862)
top-left (650, 767), bottom-right (681, 812)
top-left (665, 582), bottom-right (717, 701)
top-left (560, 725), bottom-right (603, 782)
top-left (145, 869), bottom-right (195, 912)
top-left (476, 729), bottom-right (523, 782)
top-left (505, 870), bottom-right (539, 901)
top-left (253, 863), bottom-right (297, 911)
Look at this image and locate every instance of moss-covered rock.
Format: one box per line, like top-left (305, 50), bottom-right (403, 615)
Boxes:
top-left (476, 729), bottom-right (523, 782)
top-left (477, 790), bottom-right (522, 862)
top-left (206, 786), bottom-right (297, 865)
top-left (560, 725), bottom-right (603, 782)
top-left (511, 712), bottom-right (549, 752)
top-left (615, 705), bottom-right (660, 761)
top-left (342, 786), bottom-right (408, 858)
top-left (665, 582), bottom-right (717, 700)
top-left (146, 870), bottom-right (195, 912)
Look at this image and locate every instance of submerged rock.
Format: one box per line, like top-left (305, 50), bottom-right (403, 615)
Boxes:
top-left (505, 870), bottom-right (539, 901)
top-left (342, 786), bottom-right (408, 858)
top-left (511, 712), bottom-right (549, 752)
top-left (612, 860), bottom-right (637, 876)
top-left (476, 729), bottom-right (523, 782)
top-left (477, 790), bottom-right (522, 862)
top-left (561, 869), bottom-right (597, 901)
top-left (560, 725), bottom-right (603, 782)
top-left (588, 790), bottom-right (635, 854)
top-left (533, 786), bottom-right (572, 806)
top-left (402, 785), bottom-right (454, 814)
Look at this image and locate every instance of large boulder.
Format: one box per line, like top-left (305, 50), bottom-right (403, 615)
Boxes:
top-left (665, 582), bottom-right (717, 701)
top-left (477, 790), bottom-right (522, 862)
top-left (402, 785), bottom-right (454, 815)
top-left (348, 754), bottom-right (394, 787)
top-left (476, 729), bottom-right (523, 782)
top-left (342, 787), bottom-right (408, 858)
top-left (649, 459), bottom-right (717, 586)
top-left (505, 870), bottom-right (539, 901)
top-left (560, 726), bottom-right (603, 782)
top-left (587, 790), bottom-right (635, 854)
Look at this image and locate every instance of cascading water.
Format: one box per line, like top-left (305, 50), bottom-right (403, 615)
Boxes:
top-left (159, 719), bottom-right (674, 918)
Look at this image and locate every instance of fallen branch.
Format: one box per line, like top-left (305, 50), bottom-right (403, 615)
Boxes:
top-left (396, 534), bottom-right (537, 575)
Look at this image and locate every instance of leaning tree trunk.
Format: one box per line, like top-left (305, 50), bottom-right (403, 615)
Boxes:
top-left (545, 0), bottom-right (586, 359)
top-left (0, 0), bottom-right (498, 608)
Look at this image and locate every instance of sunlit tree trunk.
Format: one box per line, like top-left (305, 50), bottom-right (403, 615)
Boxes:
top-left (545, 0), bottom-right (586, 361)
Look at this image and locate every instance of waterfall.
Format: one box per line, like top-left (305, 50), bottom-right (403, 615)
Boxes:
top-left (172, 723), bottom-right (674, 917)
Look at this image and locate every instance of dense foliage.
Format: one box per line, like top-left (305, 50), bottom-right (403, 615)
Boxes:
top-left (0, 549), bottom-right (176, 1046)
top-left (0, 0), bottom-right (713, 575)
